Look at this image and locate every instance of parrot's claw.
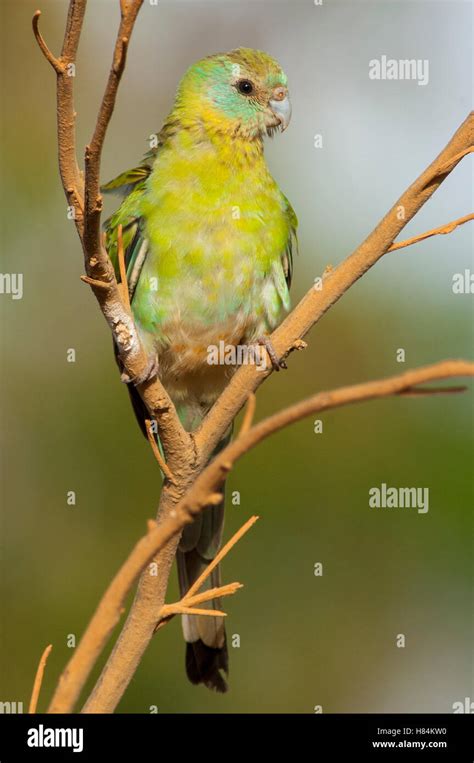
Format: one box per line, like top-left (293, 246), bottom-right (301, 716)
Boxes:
top-left (120, 354), bottom-right (159, 385)
top-left (133, 353), bottom-right (160, 385)
top-left (257, 336), bottom-right (287, 371)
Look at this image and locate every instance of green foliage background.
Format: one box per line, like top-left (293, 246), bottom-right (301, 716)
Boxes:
top-left (1, 0), bottom-right (472, 712)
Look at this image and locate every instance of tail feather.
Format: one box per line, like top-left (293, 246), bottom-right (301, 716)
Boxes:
top-left (186, 636), bottom-right (229, 693)
top-left (177, 499), bottom-right (229, 693)
top-left (117, 369), bottom-right (232, 692)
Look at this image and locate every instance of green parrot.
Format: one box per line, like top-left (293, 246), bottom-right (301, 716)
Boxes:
top-left (103, 47), bottom-right (297, 692)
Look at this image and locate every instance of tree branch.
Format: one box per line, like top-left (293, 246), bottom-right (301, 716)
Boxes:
top-left (29, 644), bottom-right (53, 714)
top-left (32, 11), bottom-right (63, 73)
top-left (33, 0), bottom-right (188, 464)
top-left (48, 517), bottom-right (191, 713)
top-left (388, 212), bottom-right (474, 252)
top-left (33, 3), bottom-right (86, 229)
top-left (82, 2), bottom-right (142, 274)
top-left (48, 515), bottom-right (255, 713)
top-left (78, 360), bottom-right (474, 713)
top-left (36, 0), bottom-right (473, 718)
top-left (169, 360), bottom-right (474, 531)
top-left (80, 113), bottom-right (473, 714)
top-left (195, 112), bottom-right (474, 460)
top-left (156, 517), bottom-right (259, 628)
top-left (145, 419), bottom-right (175, 483)
top-left (159, 583), bottom-right (243, 621)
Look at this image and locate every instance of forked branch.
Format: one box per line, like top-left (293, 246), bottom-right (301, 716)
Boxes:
top-left (50, 361), bottom-right (473, 713)
top-left (34, 0), bottom-right (473, 717)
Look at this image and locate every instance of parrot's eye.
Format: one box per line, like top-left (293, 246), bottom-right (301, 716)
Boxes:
top-left (236, 79), bottom-right (254, 95)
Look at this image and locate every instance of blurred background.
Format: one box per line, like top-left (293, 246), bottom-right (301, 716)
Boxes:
top-left (0, 0), bottom-right (472, 713)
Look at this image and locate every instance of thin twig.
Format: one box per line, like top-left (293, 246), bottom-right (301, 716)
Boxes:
top-left (145, 419), bottom-right (175, 483)
top-left (83, 1), bottom-right (144, 265)
top-left (388, 212), bottom-right (474, 252)
top-left (29, 644), bottom-right (53, 714)
top-left (157, 582), bottom-right (243, 628)
top-left (239, 393), bottom-right (257, 437)
top-left (117, 224), bottom-right (131, 310)
top-left (399, 385), bottom-right (467, 397)
top-left (181, 583), bottom-right (244, 609)
top-left (33, 2), bottom-right (86, 229)
top-left (168, 606), bottom-right (227, 617)
top-left (154, 518), bottom-right (257, 632)
top-left (435, 146), bottom-right (474, 176)
top-left (186, 515), bottom-right (258, 599)
top-left (32, 12), bottom-right (63, 73)
top-left (80, 275), bottom-right (111, 290)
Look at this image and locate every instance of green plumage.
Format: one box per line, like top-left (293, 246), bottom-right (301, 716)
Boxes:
top-left (103, 47), bottom-right (297, 692)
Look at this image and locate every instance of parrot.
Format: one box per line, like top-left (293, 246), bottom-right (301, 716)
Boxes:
top-left (102, 47), bottom-right (297, 693)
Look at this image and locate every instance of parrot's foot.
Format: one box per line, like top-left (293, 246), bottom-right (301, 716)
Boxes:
top-left (257, 336), bottom-right (287, 371)
top-left (120, 353), bottom-right (159, 385)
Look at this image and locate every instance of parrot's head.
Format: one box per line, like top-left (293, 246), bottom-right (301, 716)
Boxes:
top-left (174, 48), bottom-right (291, 140)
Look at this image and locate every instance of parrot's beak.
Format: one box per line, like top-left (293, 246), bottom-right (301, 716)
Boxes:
top-left (269, 90), bottom-right (292, 132)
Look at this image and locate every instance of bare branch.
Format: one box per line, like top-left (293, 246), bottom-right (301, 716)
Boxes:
top-left (33, 2), bottom-right (86, 229)
top-left (238, 394), bottom-right (257, 437)
top-left (195, 113), bottom-right (474, 459)
top-left (116, 224), bottom-right (131, 310)
top-left (388, 212), bottom-right (474, 252)
top-left (83, 2), bottom-right (143, 274)
top-left (29, 644), bottom-right (53, 714)
top-left (33, 0), bottom-right (187, 462)
top-left (80, 360), bottom-right (472, 713)
top-left (48, 517), bottom-right (189, 713)
top-left (145, 419), bottom-right (175, 483)
top-left (60, 0), bottom-right (87, 61)
top-left (180, 361), bottom-right (474, 526)
top-left (36, 1), bottom-right (473, 718)
top-left (186, 515), bottom-right (258, 600)
top-left (82, 111), bottom-right (473, 713)
top-left (399, 385), bottom-right (468, 397)
top-left (158, 583), bottom-right (244, 624)
top-left (48, 516), bottom-right (255, 712)
top-left (80, 274), bottom-right (111, 290)
top-left (32, 11), bottom-right (63, 73)
top-left (433, 146), bottom-right (473, 176)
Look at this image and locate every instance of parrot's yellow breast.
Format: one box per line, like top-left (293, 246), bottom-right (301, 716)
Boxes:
top-left (133, 128), bottom-right (291, 403)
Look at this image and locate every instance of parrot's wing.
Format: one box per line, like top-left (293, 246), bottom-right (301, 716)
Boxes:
top-left (101, 165), bottom-right (151, 197)
top-left (101, 137), bottom-right (161, 196)
top-left (102, 170), bottom-right (153, 441)
top-left (102, 173), bottom-right (150, 302)
top-left (101, 136), bottom-right (165, 298)
top-left (269, 193), bottom-right (298, 314)
top-left (282, 193), bottom-right (298, 290)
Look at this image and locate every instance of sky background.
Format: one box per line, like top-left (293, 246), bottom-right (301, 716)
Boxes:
top-left (0, 0), bottom-right (472, 713)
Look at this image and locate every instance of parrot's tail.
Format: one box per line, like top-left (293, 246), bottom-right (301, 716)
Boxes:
top-left (177, 498), bottom-right (228, 692)
top-left (119, 367), bottom-right (231, 692)
top-left (176, 425), bottom-right (231, 693)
